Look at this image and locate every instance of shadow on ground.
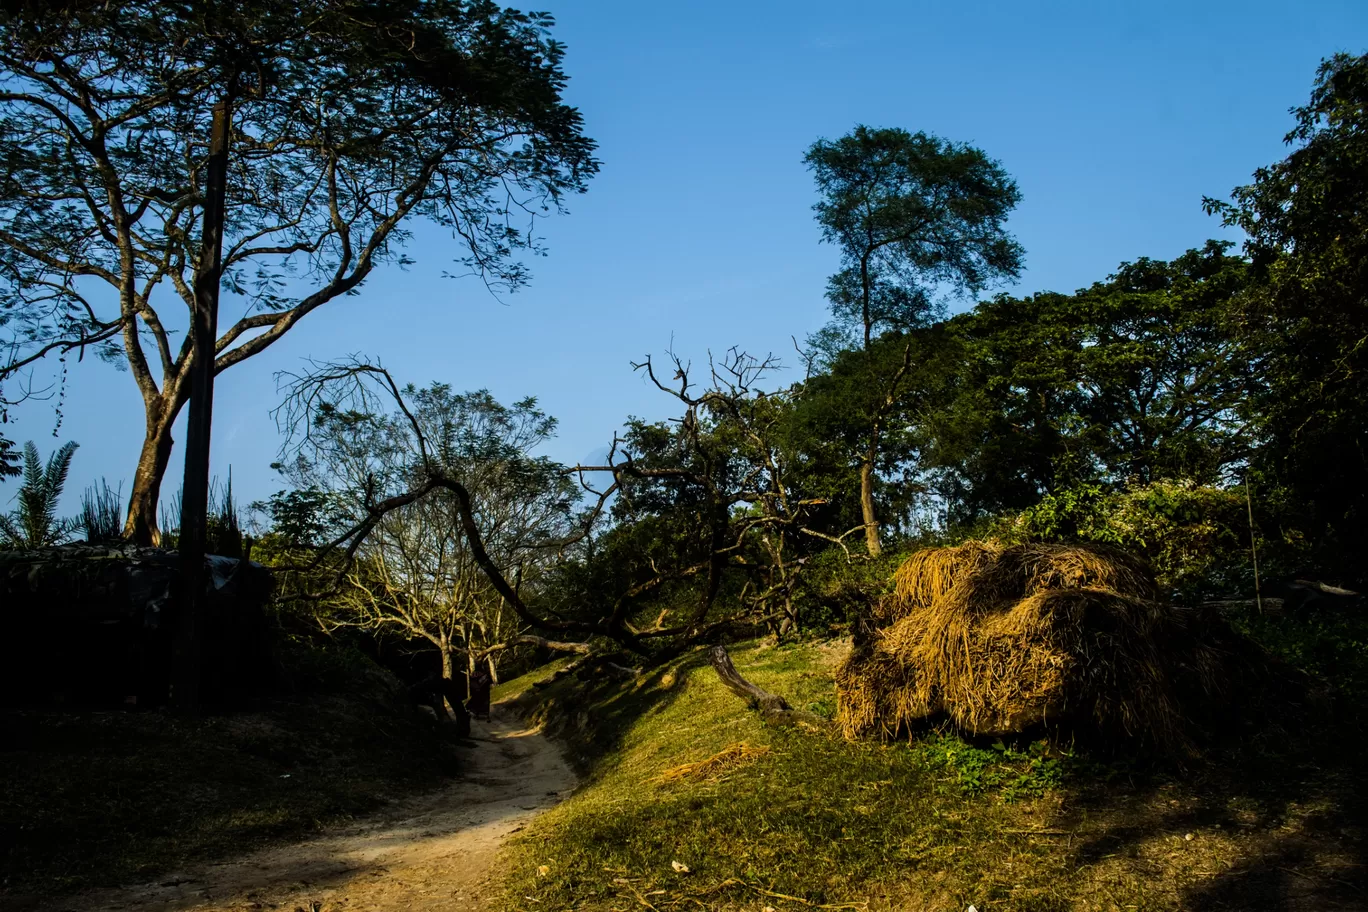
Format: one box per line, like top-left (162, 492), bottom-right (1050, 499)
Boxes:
top-left (1062, 706), bottom-right (1368, 910)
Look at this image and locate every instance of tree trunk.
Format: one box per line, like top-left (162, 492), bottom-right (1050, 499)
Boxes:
top-left (170, 93), bottom-right (231, 715)
top-left (779, 594), bottom-right (797, 637)
top-left (440, 647), bottom-right (471, 737)
top-left (860, 454), bottom-right (881, 557)
top-left (708, 646), bottom-right (828, 729)
top-left (124, 403), bottom-right (179, 546)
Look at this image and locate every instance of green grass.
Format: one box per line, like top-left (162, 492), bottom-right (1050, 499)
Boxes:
top-left (0, 651), bottom-right (461, 899)
top-left (491, 655), bottom-right (575, 705)
top-left (495, 633), bottom-right (1368, 912)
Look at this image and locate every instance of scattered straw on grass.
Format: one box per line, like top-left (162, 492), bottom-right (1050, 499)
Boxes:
top-left (650, 742), bottom-right (770, 784)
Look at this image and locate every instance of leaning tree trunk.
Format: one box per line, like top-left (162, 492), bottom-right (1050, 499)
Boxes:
top-left (124, 399), bottom-right (181, 546)
top-left (708, 646), bottom-right (829, 729)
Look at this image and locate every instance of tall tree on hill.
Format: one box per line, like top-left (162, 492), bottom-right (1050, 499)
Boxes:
top-left (1205, 52), bottom-right (1368, 576)
top-left (0, 0), bottom-right (598, 544)
top-left (804, 125), bottom-right (1022, 554)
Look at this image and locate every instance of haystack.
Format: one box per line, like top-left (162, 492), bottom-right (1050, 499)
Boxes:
top-left (837, 541), bottom-right (1249, 752)
top-left (876, 539), bottom-right (1001, 625)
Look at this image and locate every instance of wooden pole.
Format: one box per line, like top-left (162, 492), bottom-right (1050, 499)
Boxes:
top-left (1246, 475), bottom-right (1263, 615)
top-left (172, 95), bottom-right (231, 712)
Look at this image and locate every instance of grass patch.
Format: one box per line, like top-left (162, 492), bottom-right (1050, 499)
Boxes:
top-left (491, 655), bottom-right (574, 705)
top-left (498, 641), bottom-right (1082, 911)
top-left (496, 631), bottom-right (1368, 911)
top-left (0, 648), bottom-right (461, 899)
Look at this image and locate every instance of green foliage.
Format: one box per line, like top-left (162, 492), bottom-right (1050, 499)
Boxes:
top-left (0, 432), bottom-right (19, 479)
top-left (0, 0), bottom-right (599, 353)
top-left (253, 487), bottom-right (341, 551)
top-left (0, 439), bottom-right (77, 548)
top-left (922, 244), bottom-right (1250, 524)
top-left (996, 480), bottom-right (1249, 598)
top-left (789, 542), bottom-right (914, 630)
top-left (793, 327), bottom-right (963, 537)
top-left (1206, 52), bottom-right (1368, 578)
top-left (806, 125), bottom-right (1024, 344)
top-left (914, 733), bottom-right (1068, 802)
top-left (1233, 608), bottom-right (1368, 713)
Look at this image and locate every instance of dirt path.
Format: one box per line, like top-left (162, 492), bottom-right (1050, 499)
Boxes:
top-left (53, 706), bottom-right (575, 912)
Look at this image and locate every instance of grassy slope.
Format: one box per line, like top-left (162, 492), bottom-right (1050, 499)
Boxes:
top-left (494, 637), bottom-right (1367, 912)
top-left (0, 653), bottom-right (462, 899)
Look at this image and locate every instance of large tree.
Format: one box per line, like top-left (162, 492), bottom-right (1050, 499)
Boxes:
top-left (804, 125), bottom-right (1022, 554)
top-left (930, 242), bottom-right (1250, 520)
top-left (0, 0), bottom-right (597, 543)
top-left (1206, 52), bottom-right (1368, 577)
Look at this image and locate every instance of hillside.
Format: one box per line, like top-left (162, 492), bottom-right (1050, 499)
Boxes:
top-left (492, 638), bottom-right (1366, 912)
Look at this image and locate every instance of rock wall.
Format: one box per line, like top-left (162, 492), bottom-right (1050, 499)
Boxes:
top-left (0, 544), bottom-right (275, 708)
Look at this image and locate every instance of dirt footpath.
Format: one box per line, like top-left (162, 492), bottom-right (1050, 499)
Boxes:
top-left (50, 707), bottom-right (575, 912)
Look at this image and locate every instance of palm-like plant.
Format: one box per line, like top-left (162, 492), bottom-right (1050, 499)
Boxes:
top-left (0, 440), bottom-right (79, 549)
top-left (0, 434), bottom-right (21, 480)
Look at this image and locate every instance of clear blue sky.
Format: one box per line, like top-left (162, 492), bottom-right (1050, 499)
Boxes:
top-left (7, 0), bottom-right (1366, 521)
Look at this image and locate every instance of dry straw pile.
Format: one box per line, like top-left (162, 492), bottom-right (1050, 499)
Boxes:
top-left (837, 541), bottom-right (1253, 752)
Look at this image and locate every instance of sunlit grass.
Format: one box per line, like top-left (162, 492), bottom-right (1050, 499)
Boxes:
top-left (495, 641), bottom-right (1082, 911)
top-left (493, 632), bottom-right (1367, 911)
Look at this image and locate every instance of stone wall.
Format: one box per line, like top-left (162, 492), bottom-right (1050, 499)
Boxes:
top-left (0, 544), bottom-right (275, 708)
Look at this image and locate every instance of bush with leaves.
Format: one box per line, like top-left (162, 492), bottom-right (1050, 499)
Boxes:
top-left (994, 479), bottom-right (1253, 600)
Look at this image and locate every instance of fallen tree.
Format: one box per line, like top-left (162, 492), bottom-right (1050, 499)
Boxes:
top-left (708, 645), bottom-right (830, 729)
top-left (268, 350), bottom-right (859, 673)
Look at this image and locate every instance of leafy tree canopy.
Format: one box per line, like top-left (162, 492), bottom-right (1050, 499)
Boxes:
top-left (0, 0), bottom-right (598, 541)
top-left (1207, 52), bottom-right (1368, 569)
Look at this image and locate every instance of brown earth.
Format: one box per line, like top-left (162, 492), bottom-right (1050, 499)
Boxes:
top-left (36, 707), bottom-right (574, 912)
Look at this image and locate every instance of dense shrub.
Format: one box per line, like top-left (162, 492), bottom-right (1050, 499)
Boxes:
top-left (993, 480), bottom-right (1252, 600)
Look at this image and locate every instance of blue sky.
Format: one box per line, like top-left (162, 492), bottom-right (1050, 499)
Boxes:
top-left (6, 0), bottom-right (1366, 520)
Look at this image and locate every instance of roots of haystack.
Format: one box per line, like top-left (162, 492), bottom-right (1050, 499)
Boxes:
top-left (838, 541), bottom-right (1257, 753)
